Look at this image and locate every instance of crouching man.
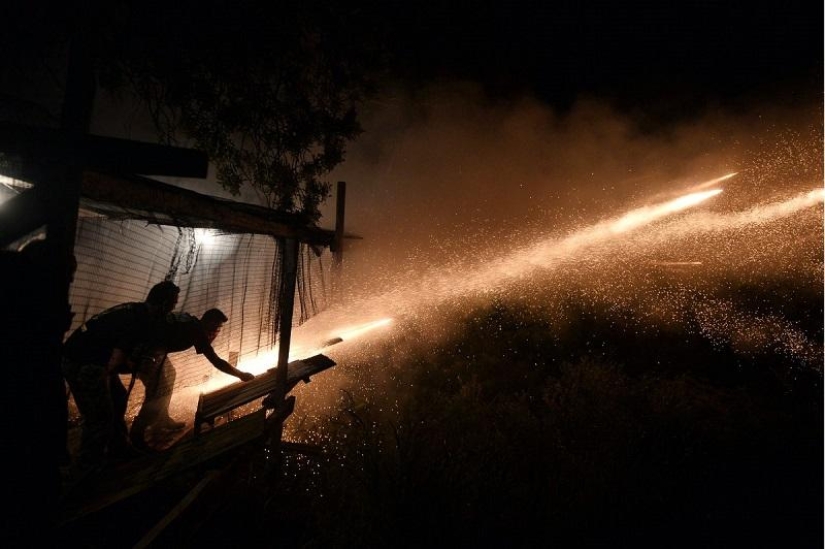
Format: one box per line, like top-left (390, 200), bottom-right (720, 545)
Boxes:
top-left (130, 308), bottom-right (255, 451)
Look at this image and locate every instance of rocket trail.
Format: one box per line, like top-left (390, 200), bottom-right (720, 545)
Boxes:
top-left (293, 178), bottom-right (734, 349)
top-left (236, 177), bottom-right (823, 380)
top-left (684, 172), bottom-right (738, 192)
top-left (321, 318), bottom-right (394, 348)
top-left (630, 188), bottom-right (824, 243)
top-left (424, 187), bottom-right (725, 303)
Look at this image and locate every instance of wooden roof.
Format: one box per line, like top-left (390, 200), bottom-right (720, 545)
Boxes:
top-left (81, 170), bottom-right (336, 246)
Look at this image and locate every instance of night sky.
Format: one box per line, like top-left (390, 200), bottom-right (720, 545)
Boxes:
top-left (375, 1), bottom-right (820, 114)
top-left (1, 1), bottom-right (820, 128)
top-left (2, 3), bottom-right (821, 546)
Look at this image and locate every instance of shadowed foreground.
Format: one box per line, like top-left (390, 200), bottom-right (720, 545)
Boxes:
top-left (59, 287), bottom-right (822, 548)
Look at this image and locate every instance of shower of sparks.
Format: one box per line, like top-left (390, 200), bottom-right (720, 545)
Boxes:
top-left (403, 185), bottom-right (726, 306)
top-left (225, 317), bottom-right (395, 379)
top-left (165, 175), bottom-right (822, 414)
top-left (289, 179), bottom-right (730, 347)
top-left (332, 318), bottom-right (394, 342)
top-left (290, 180), bottom-right (822, 369)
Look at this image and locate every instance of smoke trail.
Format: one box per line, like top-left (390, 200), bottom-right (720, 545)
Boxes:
top-left (294, 185), bottom-right (822, 356)
top-left (640, 188), bottom-right (823, 239)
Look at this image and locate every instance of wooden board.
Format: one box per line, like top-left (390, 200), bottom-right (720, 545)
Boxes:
top-left (0, 122), bottom-right (209, 177)
top-left (59, 355), bottom-right (335, 523)
top-left (59, 409), bottom-right (267, 524)
top-left (194, 354), bottom-right (335, 433)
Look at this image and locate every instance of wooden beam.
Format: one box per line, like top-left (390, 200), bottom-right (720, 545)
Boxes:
top-left (0, 122), bottom-right (209, 178)
top-left (80, 170), bottom-right (335, 245)
top-left (276, 238), bottom-right (300, 391)
top-left (131, 470), bottom-right (220, 549)
top-left (0, 188), bottom-right (48, 248)
top-left (332, 180), bottom-right (346, 258)
top-left (266, 395), bottom-right (296, 427)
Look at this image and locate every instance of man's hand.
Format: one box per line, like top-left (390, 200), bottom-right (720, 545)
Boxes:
top-left (238, 371), bottom-right (255, 382)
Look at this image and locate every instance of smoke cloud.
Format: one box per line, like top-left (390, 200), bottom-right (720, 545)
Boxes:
top-left (324, 81), bottom-right (822, 299)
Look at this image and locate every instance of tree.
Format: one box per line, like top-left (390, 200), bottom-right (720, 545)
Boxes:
top-left (2, 0), bottom-right (386, 223)
top-left (100, 0), bottom-right (385, 222)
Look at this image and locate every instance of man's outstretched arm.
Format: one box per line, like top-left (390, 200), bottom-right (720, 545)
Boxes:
top-left (203, 347), bottom-right (255, 381)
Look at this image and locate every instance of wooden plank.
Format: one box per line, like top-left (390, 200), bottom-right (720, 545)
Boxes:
top-left (332, 180), bottom-right (346, 258)
top-left (81, 170), bottom-right (336, 245)
top-left (132, 470), bottom-right (220, 549)
top-left (0, 122), bottom-right (209, 178)
top-left (286, 354), bottom-right (337, 386)
top-left (59, 409), bottom-right (267, 524)
top-left (194, 354), bottom-right (335, 432)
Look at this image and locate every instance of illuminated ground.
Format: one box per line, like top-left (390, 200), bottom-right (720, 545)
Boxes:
top-left (59, 131), bottom-right (823, 547)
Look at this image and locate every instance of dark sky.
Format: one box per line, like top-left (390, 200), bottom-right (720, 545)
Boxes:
top-left (1, 0), bottom-right (819, 123)
top-left (376, 1), bottom-right (821, 113)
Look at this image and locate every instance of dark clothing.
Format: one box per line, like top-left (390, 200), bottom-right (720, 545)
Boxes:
top-left (1, 249), bottom-right (72, 545)
top-left (61, 358), bottom-right (130, 472)
top-left (62, 302), bottom-right (161, 474)
top-left (63, 302), bottom-right (156, 365)
top-left (156, 312), bottom-right (212, 354)
top-left (130, 313), bottom-right (211, 444)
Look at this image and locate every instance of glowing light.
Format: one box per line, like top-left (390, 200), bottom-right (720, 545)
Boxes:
top-left (195, 228), bottom-right (218, 248)
top-left (636, 188), bottom-right (824, 240)
top-left (520, 186), bottom-right (724, 271)
top-left (685, 172), bottom-right (737, 192)
top-left (237, 349), bottom-right (279, 376)
top-left (332, 318), bottom-right (394, 342)
top-left (608, 189), bottom-right (723, 234)
top-left (0, 173), bottom-right (34, 208)
top-left (229, 318), bottom-right (394, 377)
top-left (0, 174), bottom-right (33, 189)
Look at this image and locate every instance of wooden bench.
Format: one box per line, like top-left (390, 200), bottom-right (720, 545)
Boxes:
top-left (194, 353), bottom-right (336, 435)
top-left (60, 353), bottom-right (336, 524)
top-left (60, 409), bottom-right (268, 524)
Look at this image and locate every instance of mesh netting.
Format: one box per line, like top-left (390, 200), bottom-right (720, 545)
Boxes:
top-left (67, 216), bottom-right (335, 397)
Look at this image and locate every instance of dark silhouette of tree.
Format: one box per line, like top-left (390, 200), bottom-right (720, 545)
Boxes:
top-left (2, 1), bottom-right (387, 222)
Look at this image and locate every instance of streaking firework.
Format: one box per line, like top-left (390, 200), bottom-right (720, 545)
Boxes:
top-left (607, 189), bottom-right (723, 234)
top-left (292, 177), bottom-right (732, 357)
top-left (321, 318), bottom-right (394, 348)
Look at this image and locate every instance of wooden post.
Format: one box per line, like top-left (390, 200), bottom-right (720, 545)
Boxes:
top-left (53, 21), bottom-right (96, 296)
top-left (267, 236), bottom-right (300, 472)
top-left (332, 181), bottom-right (346, 300)
top-left (276, 237), bottom-right (299, 383)
top-left (35, 27), bottom-right (95, 546)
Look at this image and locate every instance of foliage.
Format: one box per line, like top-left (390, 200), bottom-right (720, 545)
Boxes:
top-left (93, 1), bottom-right (384, 222)
top-left (1, 1), bottom-right (385, 222)
top-left (188, 296), bottom-right (822, 548)
top-left (60, 290), bottom-right (821, 547)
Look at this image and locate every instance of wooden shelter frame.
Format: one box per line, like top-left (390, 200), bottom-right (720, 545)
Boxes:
top-left (0, 33), bottom-right (348, 534)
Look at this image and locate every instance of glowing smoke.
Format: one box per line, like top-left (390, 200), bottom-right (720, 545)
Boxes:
top-left (175, 88), bottom-right (823, 416)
